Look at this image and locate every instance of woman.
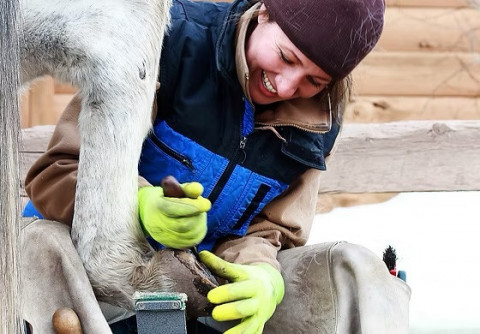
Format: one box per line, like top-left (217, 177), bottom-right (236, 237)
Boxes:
top-left (24, 0), bottom-right (410, 333)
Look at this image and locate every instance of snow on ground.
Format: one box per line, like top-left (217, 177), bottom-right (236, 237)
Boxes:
top-left (308, 191), bottom-right (480, 333)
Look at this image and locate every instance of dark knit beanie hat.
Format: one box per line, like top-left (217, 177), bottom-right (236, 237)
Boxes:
top-left (262, 0), bottom-right (385, 80)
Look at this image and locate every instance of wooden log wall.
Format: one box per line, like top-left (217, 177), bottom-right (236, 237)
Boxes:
top-left (20, 78), bottom-right (77, 128)
top-left (324, 0), bottom-right (480, 210)
top-left (348, 0), bottom-right (480, 122)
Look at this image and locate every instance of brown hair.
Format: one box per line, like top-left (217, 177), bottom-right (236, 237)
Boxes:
top-left (318, 76), bottom-right (352, 124)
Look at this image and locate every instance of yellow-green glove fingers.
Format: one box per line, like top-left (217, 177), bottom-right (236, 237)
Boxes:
top-left (141, 210), bottom-right (206, 235)
top-left (151, 231), bottom-right (205, 249)
top-left (211, 298), bottom-right (260, 321)
top-left (207, 281), bottom-right (258, 304)
top-left (224, 315), bottom-right (263, 334)
top-left (138, 186), bottom-right (211, 217)
top-left (180, 182), bottom-right (204, 199)
top-left (157, 212), bottom-right (207, 234)
top-left (199, 251), bottom-right (248, 281)
top-left (138, 186), bottom-right (164, 203)
top-left (162, 216), bottom-right (207, 241)
top-left (147, 215), bottom-right (207, 247)
top-left (161, 236), bottom-right (204, 249)
top-left (158, 196), bottom-right (211, 217)
top-left (253, 263), bottom-right (285, 304)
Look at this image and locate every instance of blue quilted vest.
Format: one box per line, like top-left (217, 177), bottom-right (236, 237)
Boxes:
top-left (139, 100), bottom-right (289, 251)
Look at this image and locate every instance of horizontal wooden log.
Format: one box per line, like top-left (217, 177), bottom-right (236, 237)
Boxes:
top-left (20, 122), bottom-right (480, 199)
top-left (21, 125), bottom-right (54, 152)
top-left (20, 126), bottom-right (54, 198)
top-left (386, 0), bottom-right (476, 8)
top-left (353, 52), bottom-right (480, 97)
top-left (378, 8), bottom-right (480, 52)
top-left (319, 120), bottom-right (480, 192)
top-left (346, 96), bottom-right (480, 123)
top-left (20, 152), bottom-right (43, 198)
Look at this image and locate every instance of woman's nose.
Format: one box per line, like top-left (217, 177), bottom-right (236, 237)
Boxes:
top-left (275, 71), bottom-right (302, 99)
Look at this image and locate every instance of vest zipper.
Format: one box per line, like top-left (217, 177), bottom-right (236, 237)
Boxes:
top-left (255, 121), bottom-right (330, 134)
top-left (208, 136), bottom-right (247, 204)
top-left (150, 134), bottom-right (194, 170)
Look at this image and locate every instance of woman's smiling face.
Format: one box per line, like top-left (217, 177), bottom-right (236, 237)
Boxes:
top-left (246, 4), bottom-right (332, 105)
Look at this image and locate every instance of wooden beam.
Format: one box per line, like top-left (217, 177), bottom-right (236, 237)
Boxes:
top-left (346, 96), bottom-right (480, 123)
top-left (353, 52), bottom-right (480, 97)
top-left (20, 122), bottom-right (480, 198)
top-left (20, 125), bottom-right (54, 197)
top-left (21, 125), bottom-right (53, 152)
top-left (379, 8), bottom-right (480, 53)
top-left (319, 120), bottom-right (480, 193)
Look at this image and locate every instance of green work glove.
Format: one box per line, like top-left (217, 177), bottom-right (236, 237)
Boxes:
top-left (199, 250), bottom-right (285, 334)
top-left (138, 182), bottom-right (211, 249)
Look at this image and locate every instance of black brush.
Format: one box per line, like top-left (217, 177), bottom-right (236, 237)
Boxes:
top-left (383, 245), bottom-right (397, 276)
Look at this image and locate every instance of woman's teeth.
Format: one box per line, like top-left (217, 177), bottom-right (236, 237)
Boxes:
top-left (262, 71), bottom-right (277, 94)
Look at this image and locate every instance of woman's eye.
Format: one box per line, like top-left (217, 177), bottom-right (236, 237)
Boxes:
top-left (308, 76), bottom-right (323, 88)
top-left (279, 49), bottom-right (293, 64)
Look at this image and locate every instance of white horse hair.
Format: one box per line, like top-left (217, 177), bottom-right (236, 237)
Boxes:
top-left (1, 0), bottom-right (173, 332)
top-left (1, 1), bottom-right (23, 333)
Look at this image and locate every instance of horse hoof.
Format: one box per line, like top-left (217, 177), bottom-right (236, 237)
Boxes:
top-left (148, 248), bottom-right (218, 319)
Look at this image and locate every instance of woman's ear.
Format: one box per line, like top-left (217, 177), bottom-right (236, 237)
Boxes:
top-left (257, 4), bottom-right (269, 24)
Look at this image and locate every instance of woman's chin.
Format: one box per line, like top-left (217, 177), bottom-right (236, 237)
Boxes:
top-left (250, 88), bottom-right (279, 105)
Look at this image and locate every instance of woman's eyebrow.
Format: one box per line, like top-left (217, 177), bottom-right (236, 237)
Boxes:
top-left (278, 38), bottom-right (332, 83)
top-left (282, 44), bottom-right (301, 64)
top-left (282, 45), bottom-right (330, 81)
